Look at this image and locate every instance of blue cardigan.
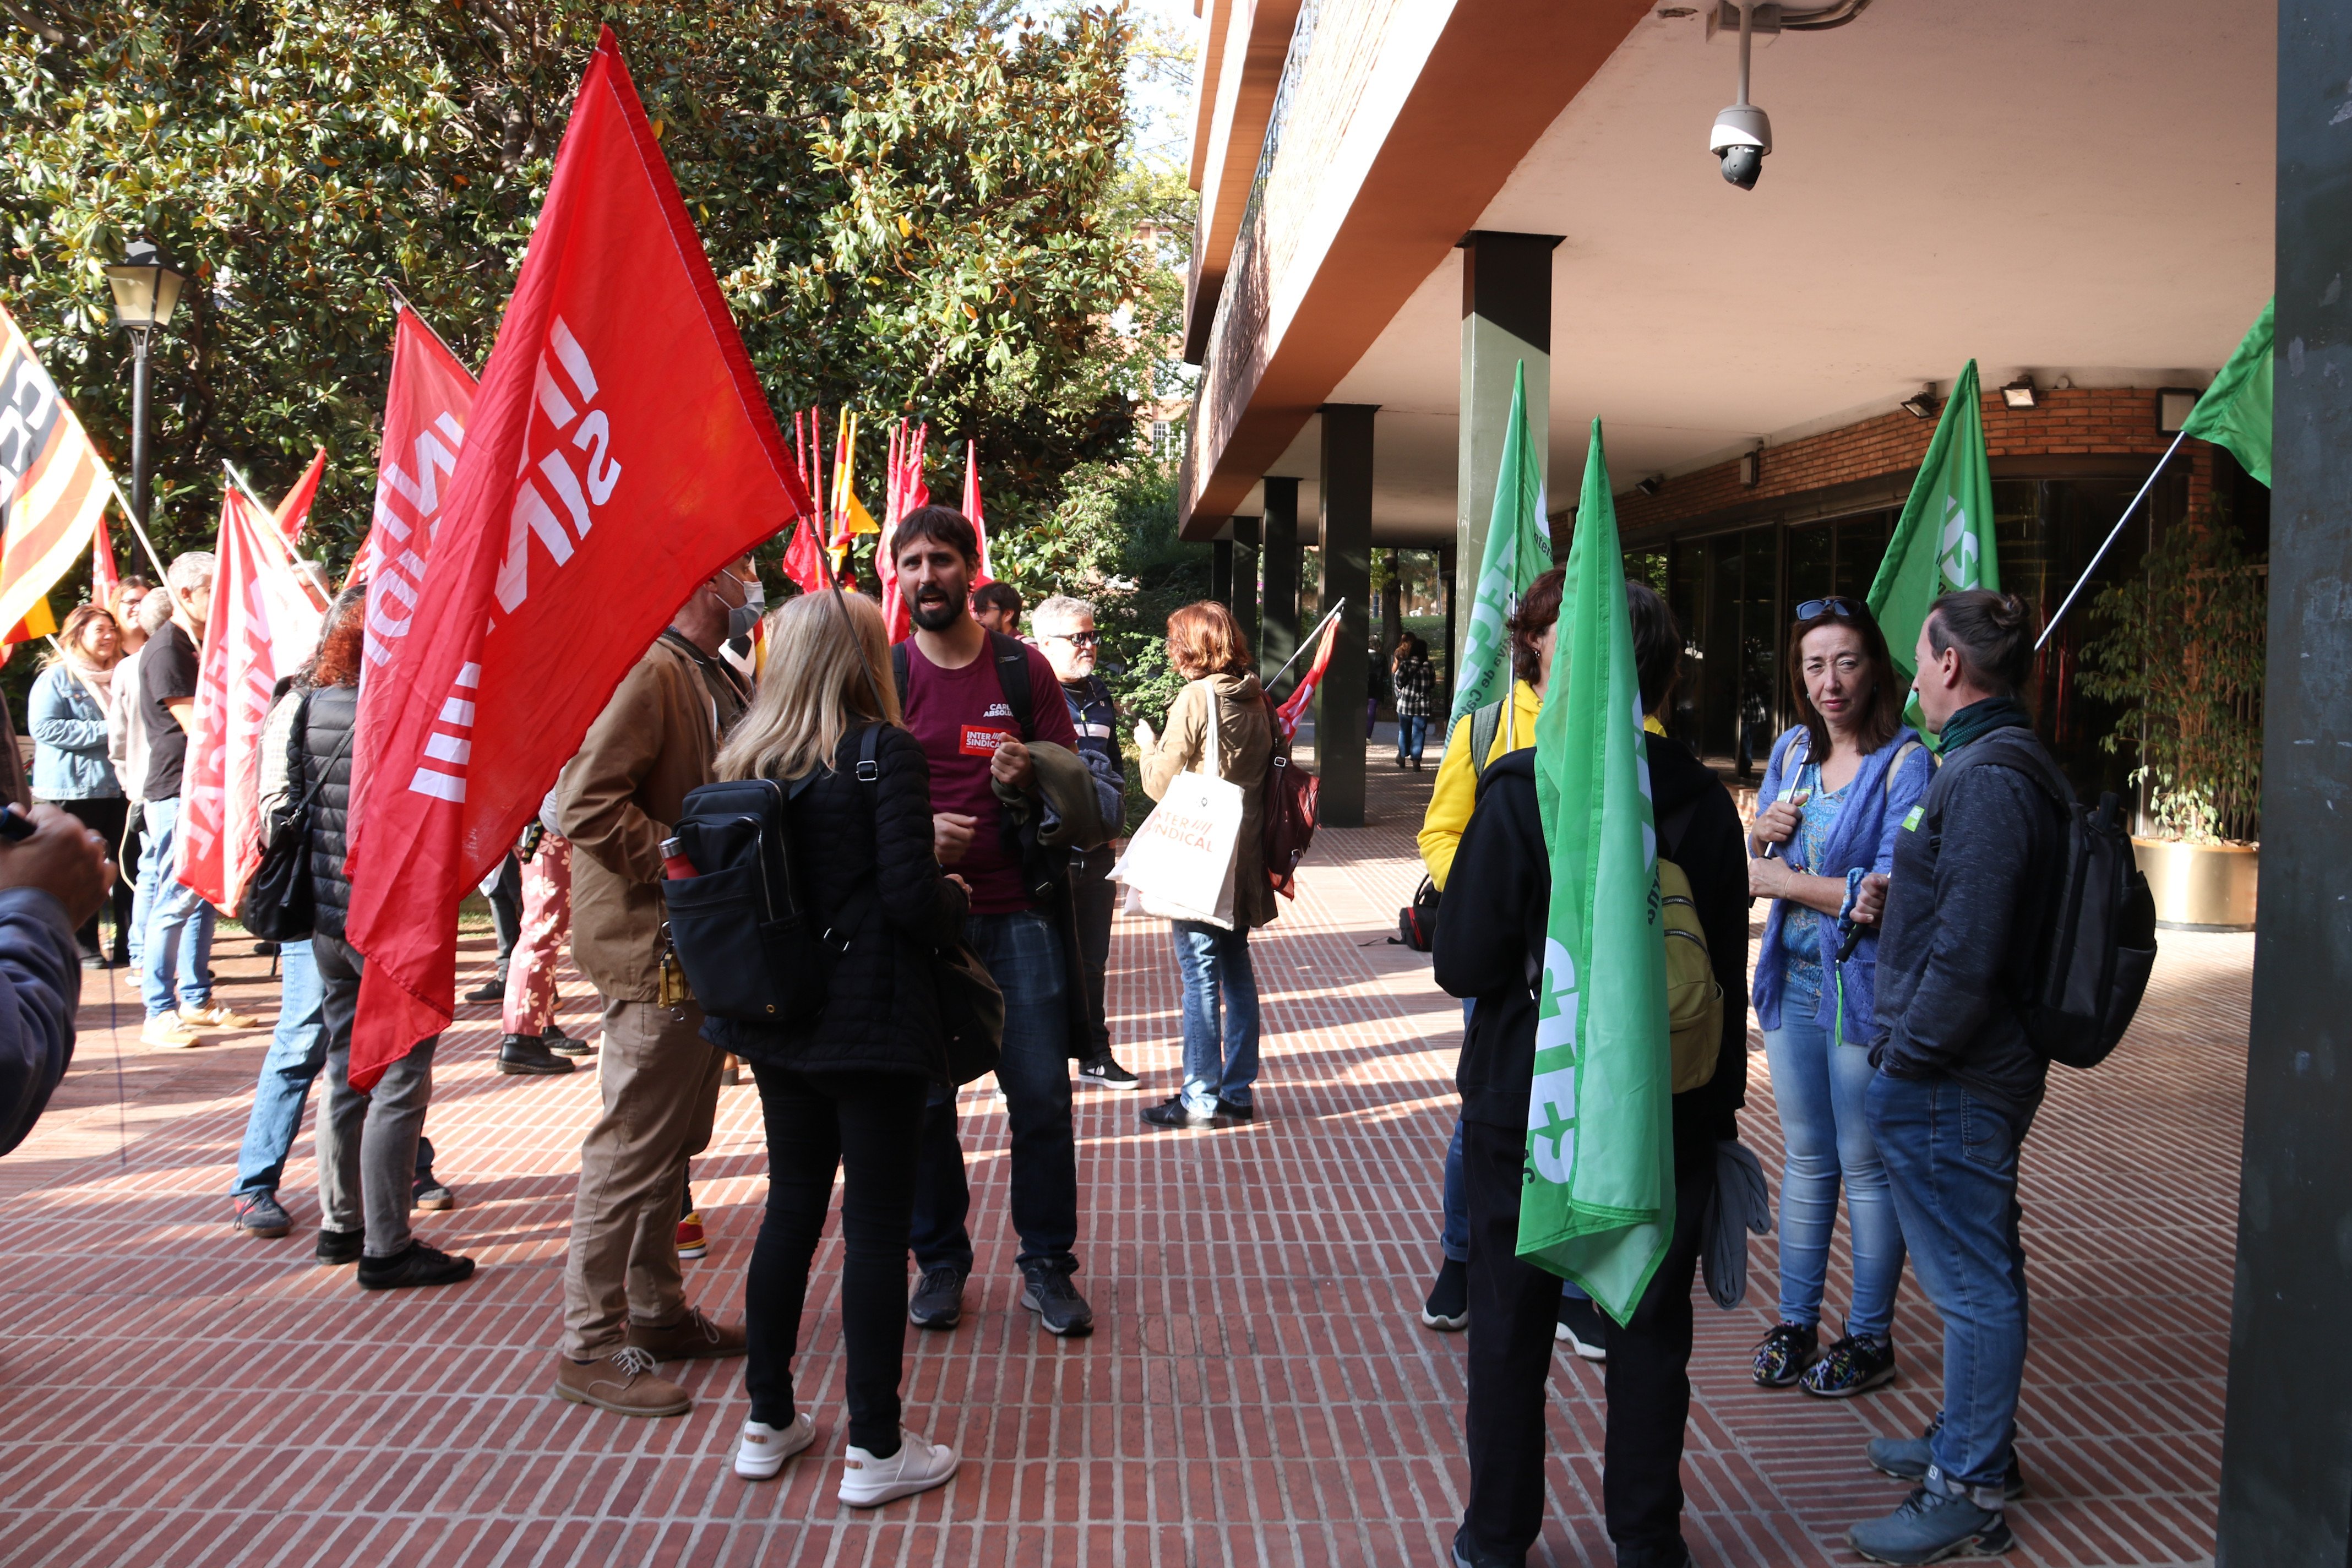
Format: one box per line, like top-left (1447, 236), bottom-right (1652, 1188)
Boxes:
top-left (1750, 723), bottom-right (1933, 1043)
top-left (28, 665), bottom-right (121, 802)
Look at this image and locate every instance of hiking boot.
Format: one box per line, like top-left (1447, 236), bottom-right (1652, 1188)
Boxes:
top-left (232, 1191), bottom-right (291, 1239)
top-left (315, 1227), bottom-right (364, 1265)
top-left (542, 1021), bottom-right (596, 1057)
top-left (676, 1211), bottom-right (708, 1260)
top-left (1869, 1415), bottom-right (2027, 1500)
top-left (1077, 1055), bottom-right (1140, 1090)
top-left (1139, 1096), bottom-right (1224, 1131)
top-left (411, 1177), bottom-right (456, 1212)
top-left (497, 1033), bottom-right (575, 1075)
top-left (1752, 1321), bottom-right (1820, 1387)
top-left (909, 1266), bottom-right (966, 1330)
top-left (1555, 1295), bottom-right (1609, 1363)
top-left (626, 1305), bottom-right (747, 1360)
top-left (552, 1347), bottom-right (692, 1417)
top-left (357, 1239), bottom-right (476, 1291)
top-left (733, 1414), bottom-right (816, 1480)
top-left (838, 1428), bottom-right (959, 1508)
top-left (179, 1001), bottom-right (260, 1030)
top-left (463, 972), bottom-right (507, 1004)
top-left (1420, 1258), bottom-right (1469, 1331)
top-left (1803, 1332), bottom-right (1898, 1397)
top-left (140, 1013), bottom-right (205, 1050)
top-left (1848, 1484), bottom-right (2015, 1565)
top-left (1020, 1264), bottom-right (1095, 1337)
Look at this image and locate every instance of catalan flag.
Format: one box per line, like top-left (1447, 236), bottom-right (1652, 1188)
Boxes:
top-left (0, 302), bottom-right (114, 636)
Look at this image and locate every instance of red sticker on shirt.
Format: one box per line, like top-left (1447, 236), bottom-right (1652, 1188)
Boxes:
top-left (961, 726), bottom-right (1016, 757)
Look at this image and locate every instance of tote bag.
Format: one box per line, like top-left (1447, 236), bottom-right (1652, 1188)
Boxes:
top-left (1110, 683), bottom-right (1246, 929)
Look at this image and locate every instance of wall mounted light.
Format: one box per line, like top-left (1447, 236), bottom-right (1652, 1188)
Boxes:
top-left (1899, 384), bottom-right (1940, 420)
top-left (1739, 445), bottom-right (1761, 487)
top-left (2157, 388), bottom-right (2199, 433)
top-left (1636, 474), bottom-right (1665, 497)
top-left (2001, 375), bottom-right (2038, 410)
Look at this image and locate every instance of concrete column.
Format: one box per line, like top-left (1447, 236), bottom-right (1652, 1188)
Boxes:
top-left (1453, 231), bottom-right (1560, 683)
top-left (1211, 536), bottom-right (1234, 605)
top-left (1439, 542), bottom-right (1458, 705)
top-left (2217, 10), bottom-right (2352, 1559)
top-left (1232, 516), bottom-right (1261, 661)
top-left (1260, 480), bottom-right (1300, 688)
top-left (1317, 404), bottom-right (1375, 829)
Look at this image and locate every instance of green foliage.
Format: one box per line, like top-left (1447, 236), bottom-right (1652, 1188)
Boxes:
top-left (2077, 522), bottom-right (2266, 844)
top-left (1, 0), bottom-right (1155, 575)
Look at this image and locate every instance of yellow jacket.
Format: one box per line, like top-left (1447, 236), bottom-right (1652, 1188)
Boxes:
top-left (1417, 680), bottom-right (1544, 890)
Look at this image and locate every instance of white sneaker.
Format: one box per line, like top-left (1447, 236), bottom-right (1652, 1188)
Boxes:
top-left (837, 1428), bottom-right (959, 1508)
top-left (140, 1014), bottom-right (205, 1050)
top-left (732, 1414), bottom-right (815, 1480)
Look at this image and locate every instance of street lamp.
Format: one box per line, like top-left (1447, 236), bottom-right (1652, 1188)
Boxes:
top-left (102, 239), bottom-right (187, 534)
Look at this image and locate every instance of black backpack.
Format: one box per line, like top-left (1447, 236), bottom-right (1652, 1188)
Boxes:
top-left (1392, 697), bottom-right (1518, 948)
top-left (658, 727), bottom-right (880, 1023)
top-left (1941, 733), bottom-right (2159, 1069)
top-left (891, 631), bottom-right (1070, 901)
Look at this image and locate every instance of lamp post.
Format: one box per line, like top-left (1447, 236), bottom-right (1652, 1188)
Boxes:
top-left (101, 239), bottom-right (187, 536)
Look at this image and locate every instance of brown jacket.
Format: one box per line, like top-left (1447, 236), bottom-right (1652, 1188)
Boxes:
top-left (1141, 672), bottom-right (1277, 930)
top-left (557, 631), bottom-right (748, 1000)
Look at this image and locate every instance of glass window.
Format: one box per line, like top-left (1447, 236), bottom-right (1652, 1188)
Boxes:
top-left (1788, 524), bottom-right (1834, 609)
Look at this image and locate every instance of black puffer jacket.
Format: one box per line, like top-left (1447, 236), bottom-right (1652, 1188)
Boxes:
top-left (299, 683), bottom-right (359, 940)
top-left (702, 724), bottom-right (967, 1077)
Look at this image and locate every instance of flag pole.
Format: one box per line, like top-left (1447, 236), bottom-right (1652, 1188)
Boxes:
top-left (375, 279), bottom-right (472, 373)
top-left (1266, 598), bottom-right (1347, 694)
top-left (220, 459), bottom-right (274, 521)
top-left (2035, 427), bottom-right (2190, 651)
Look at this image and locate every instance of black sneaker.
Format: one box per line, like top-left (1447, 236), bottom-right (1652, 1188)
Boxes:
top-left (1077, 1055), bottom-right (1139, 1090)
top-left (1139, 1096), bottom-right (1223, 1131)
top-left (1752, 1321), bottom-right (1820, 1387)
top-left (463, 973), bottom-right (507, 1004)
top-left (315, 1227), bottom-right (364, 1265)
top-left (1868, 1414), bottom-right (2027, 1500)
top-left (497, 1033), bottom-right (576, 1075)
top-left (1020, 1265), bottom-right (1095, 1337)
top-left (542, 1021), bottom-right (597, 1057)
top-left (1555, 1295), bottom-right (1608, 1363)
top-left (1420, 1258), bottom-right (1468, 1331)
top-left (233, 1191), bottom-right (291, 1239)
top-left (1803, 1332), bottom-right (1899, 1397)
top-left (1216, 1098), bottom-right (1256, 1121)
top-left (908, 1266), bottom-right (966, 1330)
top-left (357, 1240), bottom-right (477, 1291)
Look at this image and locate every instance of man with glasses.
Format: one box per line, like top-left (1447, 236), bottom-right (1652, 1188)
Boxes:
top-left (1032, 596), bottom-right (1139, 1090)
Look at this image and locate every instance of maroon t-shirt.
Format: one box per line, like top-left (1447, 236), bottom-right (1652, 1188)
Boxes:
top-left (901, 636), bottom-right (1080, 914)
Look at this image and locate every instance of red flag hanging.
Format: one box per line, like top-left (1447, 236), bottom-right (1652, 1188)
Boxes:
top-left (349, 304), bottom-right (477, 608)
top-left (341, 28), bottom-right (812, 1089)
top-left (273, 447), bottom-right (327, 545)
top-left (176, 486), bottom-right (324, 911)
top-left (90, 518), bottom-right (119, 605)
top-left (962, 439), bottom-right (990, 582)
top-left (1274, 612), bottom-right (1341, 744)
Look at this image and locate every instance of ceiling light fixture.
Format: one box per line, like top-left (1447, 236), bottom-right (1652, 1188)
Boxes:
top-left (1899, 384), bottom-right (1940, 420)
top-left (2001, 375), bottom-right (2038, 410)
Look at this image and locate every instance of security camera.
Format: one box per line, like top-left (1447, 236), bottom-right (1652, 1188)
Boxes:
top-left (1709, 104), bottom-right (1771, 188)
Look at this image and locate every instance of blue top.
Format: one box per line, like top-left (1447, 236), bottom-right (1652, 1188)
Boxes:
top-left (1776, 759), bottom-right (1850, 997)
top-left (1750, 723), bottom-right (1933, 1043)
top-left (28, 664), bottom-right (121, 802)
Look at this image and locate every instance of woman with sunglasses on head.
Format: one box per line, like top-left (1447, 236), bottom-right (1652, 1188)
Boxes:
top-left (1746, 594), bottom-right (1934, 1399)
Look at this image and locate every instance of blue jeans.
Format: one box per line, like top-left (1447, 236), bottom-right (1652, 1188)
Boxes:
top-left (1396, 714), bottom-right (1428, 761)
top-left (1865, 1072), bottom-right (2032, 1506)
top-left (1762, 983), bottom-right (1904, 1339)
top-left (1172, 919), bottom-right (1260, 1115)
top-left (137, 796), bottom-right (216, 1019)
top-left (911, 910), bottom-right (1080, 1274)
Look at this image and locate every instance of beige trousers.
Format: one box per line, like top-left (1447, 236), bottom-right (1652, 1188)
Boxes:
top-left (559, 996), bottom-right (725, 1359)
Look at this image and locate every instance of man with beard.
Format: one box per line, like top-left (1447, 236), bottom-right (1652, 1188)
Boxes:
top-left (889, 507), bottom-right (1099, 1338)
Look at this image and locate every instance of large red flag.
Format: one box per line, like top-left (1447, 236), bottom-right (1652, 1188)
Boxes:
top-left (176, 486), bottom-right (324, 910)
top-left (349, 306), bottom-right (476, 607)
top-left (342, 29), bottom-right (812, 1088)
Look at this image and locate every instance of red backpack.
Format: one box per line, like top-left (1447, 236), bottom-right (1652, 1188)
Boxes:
top-left (1259, 693), bottom-right (1320, 899)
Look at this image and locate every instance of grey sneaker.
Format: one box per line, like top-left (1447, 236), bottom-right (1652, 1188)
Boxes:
top-left (909, 1266), bottom-right (966, 1330)
top-left (1848, 1484), bottom-right (2015, 1565)
top-left (232, 1191), bottom-right (291, 1239)
top-left (1869, 1414), bottom-right (2027, 1500)
top-left (1020, 1265), bottom-right (1095, 1337)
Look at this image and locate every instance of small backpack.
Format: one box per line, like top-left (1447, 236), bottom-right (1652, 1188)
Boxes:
top-left (1656, 797), bottom-right (1725, 1094)
top-left (1395, 875), bottom-right (1440, 950)
top-left (1937, 733), bottom-right (2158, 1069)
top-left (1259, 692), bottom-right (1319, 899)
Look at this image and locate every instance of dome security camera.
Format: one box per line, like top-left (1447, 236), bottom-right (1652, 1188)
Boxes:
top-left (1709, 102), bottom-right (1771, 189)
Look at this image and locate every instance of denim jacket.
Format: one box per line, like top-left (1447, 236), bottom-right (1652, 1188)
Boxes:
top-left (28, 665), bottom-right (121, 802)
top-left (1750, 722), bottom-right (1932, 1043)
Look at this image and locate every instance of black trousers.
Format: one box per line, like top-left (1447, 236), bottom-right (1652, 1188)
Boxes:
top-left (486, 854), bottom-right (522, 972)
top-left (1462, 1116), bottom-right (1717, 1564)
top-left (52, 797), bottom-right (130, 960)
top-left (1068, 843), bottom-right (1117, 1061)
top-left (744, 1063), bottom-right (926, 1452)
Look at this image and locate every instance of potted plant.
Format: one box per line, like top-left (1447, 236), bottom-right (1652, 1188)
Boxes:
top-left (2079, 520), bottom-right (2265, 929)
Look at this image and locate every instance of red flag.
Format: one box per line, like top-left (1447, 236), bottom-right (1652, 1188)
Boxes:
top-left (1273, 612), bottom-right (1340, 744)
top-left (341, 29), bottom-right (812, 1089)
top-left (350, 306), bottom-right (477, 610)
top-left (175, 487), bottom-right (324, 910)
top-left (91, 518), bottom-right (119, 605)
top-left (962, 439), bottom-right (989, 581)
top-left (273, 447), bottom-right (327, 543)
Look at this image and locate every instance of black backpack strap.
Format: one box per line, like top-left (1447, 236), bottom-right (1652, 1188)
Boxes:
top-left (890, 641), bottom-right (911, 716)
top-left (856, 721), bottom-right (881, 783)
top-left (987, 631), bottom-right (1033, 738)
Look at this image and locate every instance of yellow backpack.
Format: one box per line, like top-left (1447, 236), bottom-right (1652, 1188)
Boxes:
top-left (1658, 827), bottom-right (1725, 1095)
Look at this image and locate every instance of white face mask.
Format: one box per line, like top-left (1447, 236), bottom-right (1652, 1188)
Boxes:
top-left (741, 576), bottom-right (767, 614)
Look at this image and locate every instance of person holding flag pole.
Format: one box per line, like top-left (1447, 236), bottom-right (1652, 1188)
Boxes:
top-left (1436, 421), bottom-right (1747, 1568)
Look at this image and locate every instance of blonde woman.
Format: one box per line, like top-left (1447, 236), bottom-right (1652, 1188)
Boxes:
top-left (701, 590), bottom-right (967, 1507)
top-left (31, 604), bottom-right (129, 965)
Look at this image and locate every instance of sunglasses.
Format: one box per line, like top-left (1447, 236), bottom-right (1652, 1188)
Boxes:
top-left (1044, 630), bottom-right (1100, 647)
top-left (1795, 596), bottom-right (1863, 622)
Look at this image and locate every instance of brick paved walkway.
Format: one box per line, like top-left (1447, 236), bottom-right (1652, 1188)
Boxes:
top-left (1, 756), bottom-right (2239, 1566)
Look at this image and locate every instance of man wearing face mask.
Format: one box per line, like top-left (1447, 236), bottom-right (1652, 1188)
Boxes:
top-left (548, 560), bottom-right (757, 1420)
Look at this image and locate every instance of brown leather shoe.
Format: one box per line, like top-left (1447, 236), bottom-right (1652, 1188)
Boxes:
top-left (626, 1305), bottom-right (748, 1361)
top-left (552, 1348), bottom-right (691, 1417)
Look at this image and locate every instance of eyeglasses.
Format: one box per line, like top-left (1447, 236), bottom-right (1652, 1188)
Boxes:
top-left (1794, 596), bottom-right (1863, 622)
top-left (1043, 630), bottom-right (1099, 647)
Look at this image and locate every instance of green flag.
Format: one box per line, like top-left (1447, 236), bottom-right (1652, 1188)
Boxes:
top-left (1521, 418), bottom-right (1674, 1324)
top-left (2182, 297), bottom-right (2272, 486)
top-left (1868, 360), bottom-right (2000, 737)
top-left (1450, 360), bottom-right (1551, 728)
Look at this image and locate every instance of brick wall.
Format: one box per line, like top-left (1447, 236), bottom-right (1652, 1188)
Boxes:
top-left (1613, 388), bottom-right (2217, 535)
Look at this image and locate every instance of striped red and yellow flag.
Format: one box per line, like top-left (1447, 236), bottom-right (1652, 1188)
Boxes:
top-left (0, 302), bottom-right (113, 635)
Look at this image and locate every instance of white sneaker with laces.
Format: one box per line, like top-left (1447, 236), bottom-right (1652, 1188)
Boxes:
top-left (140, 1014), bottom-right (204, 1050)
top-left (837, 1428), bottom-right (958, 1507)
top-left (732, 1413), bottom-right (815, 1480)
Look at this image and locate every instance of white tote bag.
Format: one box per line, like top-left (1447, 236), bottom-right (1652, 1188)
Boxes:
top-left (1109, 684), bottom-right (1245, 929)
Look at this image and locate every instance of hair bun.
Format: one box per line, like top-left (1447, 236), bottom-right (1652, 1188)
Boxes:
top-left (1990, 592), bottom-right (2029, 631)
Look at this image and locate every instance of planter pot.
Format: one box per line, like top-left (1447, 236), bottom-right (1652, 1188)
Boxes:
top-left (2132, 837), bottom-right (2258, 932)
